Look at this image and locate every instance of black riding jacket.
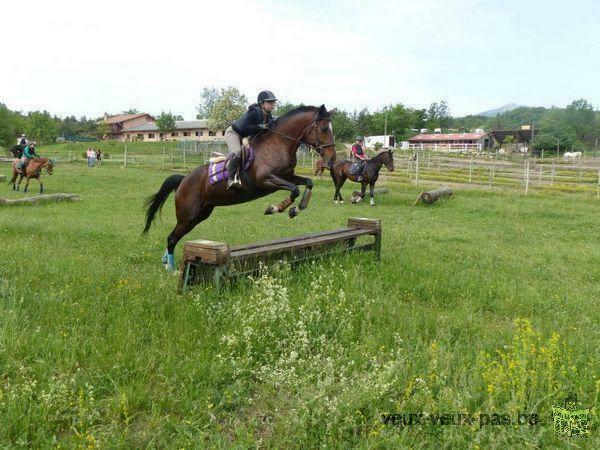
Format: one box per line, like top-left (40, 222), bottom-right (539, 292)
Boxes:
top-left (232, 105), bottom-right (274, 138)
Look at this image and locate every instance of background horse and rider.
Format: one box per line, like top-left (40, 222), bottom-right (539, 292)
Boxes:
top-left (327, 149), bottom-right (395, 206)
top-left (9, 157), bottom-right (54, 193)
top-left (143, 104), bottom-right (337, 271)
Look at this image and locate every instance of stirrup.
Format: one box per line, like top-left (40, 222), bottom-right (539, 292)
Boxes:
top-left (227, 174), bottom-right (242, 189)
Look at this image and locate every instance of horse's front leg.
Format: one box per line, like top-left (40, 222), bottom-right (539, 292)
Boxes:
top-left (286, 174), bottom-right (313, 218)
top-left (258, 174), bottom-right (300, 217)
top-left (369, 182), bottom-right (376, 206)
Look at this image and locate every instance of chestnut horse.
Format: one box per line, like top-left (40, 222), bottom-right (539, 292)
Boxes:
top-left (330, 150), bottom-right (394, 206)
top-left (10, 158), bottom-right (54, 193)
top-left (143, 105), bottom-right (337, 271)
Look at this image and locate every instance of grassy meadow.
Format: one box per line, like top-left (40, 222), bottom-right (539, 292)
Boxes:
top-left (0, 160), bottom-right (598, 448)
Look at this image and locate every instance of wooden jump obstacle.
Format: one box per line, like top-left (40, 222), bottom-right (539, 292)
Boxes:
top-left (0, 193), bottom-right (80, 206)
top-left (179, 217), bottom-right (382, 292)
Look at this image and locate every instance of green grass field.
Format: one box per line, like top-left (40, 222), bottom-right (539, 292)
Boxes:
top-left (0, 162), bottom-right (598, 448)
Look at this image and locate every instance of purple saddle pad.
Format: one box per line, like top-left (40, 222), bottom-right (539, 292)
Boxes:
top-left (209, 146), bottom-right (255, 185)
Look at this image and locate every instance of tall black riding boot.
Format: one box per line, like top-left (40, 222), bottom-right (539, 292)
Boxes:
top-left (227, 154), bottom-right (242, 189)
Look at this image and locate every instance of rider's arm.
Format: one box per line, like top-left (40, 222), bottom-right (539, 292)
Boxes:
top-left (238, 109), bottom-right (264, 136)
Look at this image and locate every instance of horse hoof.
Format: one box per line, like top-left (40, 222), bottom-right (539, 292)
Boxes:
top-left (264, 205), bottom-right (277, 215)
top-left (334, 200), bottom-right (338, 204)
top-left (288, 207), bottom-right (299, 218)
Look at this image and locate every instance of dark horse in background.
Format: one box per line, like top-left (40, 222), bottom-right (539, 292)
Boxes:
top-left (330, 149), bottom-right (394, 206)
top-left (143, 105), bottom-right (337, 271)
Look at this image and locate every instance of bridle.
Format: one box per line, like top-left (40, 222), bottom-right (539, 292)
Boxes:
top-left (253, 111), bottom-right (336, 157)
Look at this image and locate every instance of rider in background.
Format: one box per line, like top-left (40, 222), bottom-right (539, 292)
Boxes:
top-left (352, 136), bottom-right (368, 181)
top-left (224, 90), bottom-right (277, 189)
top-left (19, 141), bottom-right (38, 170)
top-left (17, 134), bottom-right (27, 146)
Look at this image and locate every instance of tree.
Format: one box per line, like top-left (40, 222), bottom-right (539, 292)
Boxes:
top-left (0, 103), bottom-right (17, 149)
top-left (122, 108), bottom-right (139, 115)
top-left (25, 111), bottom-right (59, 144)
top-left (352, 108), bottom-right (373, 137)
top-left (207, 87), bottom-right (247, 130)
top-left (331, 109), bottom-right (355, 141)
top-left (196, 87), bottom-right (219, 119)
top-left (425, 100), bottom-right (451, 129)
top-left (156, 112), bottom-right (177, 134)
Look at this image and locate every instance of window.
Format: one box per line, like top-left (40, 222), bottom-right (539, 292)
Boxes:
top-left (221, 130), bottom-right (226, 136)
top-left (195, 131), bottom-right (199, 137)
top-left (209, 131), bottom-right (216, 137)
top-left (137, 134), bottom-right (143, 139)
top-left (148, 133), bottom-right (155, 139)
top-left (171, 132), bottom-right (177, 137)
top-left (183, 132), bottom-right (190, 137)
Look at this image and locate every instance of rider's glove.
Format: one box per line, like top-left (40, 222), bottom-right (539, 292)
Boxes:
top-left (258, 123), bottom-right (269, 130)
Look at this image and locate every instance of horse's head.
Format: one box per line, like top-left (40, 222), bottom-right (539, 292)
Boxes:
top-left (304, 105), bottom-right (337, 168)
top-left (45, 159), bottom-right (55, 175)
top-left (380, 149), bottom-right (395, 172)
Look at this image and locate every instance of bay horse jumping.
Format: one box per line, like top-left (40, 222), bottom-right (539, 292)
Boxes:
top-left (10, 158), bottom-right (54, 193)
top-left (143, 105), bottom-right (337, 271)
top-left (330, 149), bottom-right (394, 206)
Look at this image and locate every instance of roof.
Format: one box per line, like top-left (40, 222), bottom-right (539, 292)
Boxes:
top-left (102, 113), bottom-right (154, 124)
top-left (125, 119), bottom-right (209, 132)
top-left (409, 132), bottom-right (489, 142)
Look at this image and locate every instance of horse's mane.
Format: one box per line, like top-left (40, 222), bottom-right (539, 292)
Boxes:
top-left (275, 105), bottom-right (319, 125)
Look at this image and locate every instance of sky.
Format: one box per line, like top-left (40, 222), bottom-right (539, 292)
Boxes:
top-left (2, 0), bottom-right (600, 119)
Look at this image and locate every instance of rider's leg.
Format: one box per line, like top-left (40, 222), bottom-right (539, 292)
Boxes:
top-left (224, 126), bottom-right (243, 188)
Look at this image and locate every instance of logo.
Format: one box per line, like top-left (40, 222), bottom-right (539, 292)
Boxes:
top-left (552, 393), bottom-right (590, 438)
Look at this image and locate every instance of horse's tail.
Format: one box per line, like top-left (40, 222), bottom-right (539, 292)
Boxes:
top-left (142, 174), bottom-right (185, 235)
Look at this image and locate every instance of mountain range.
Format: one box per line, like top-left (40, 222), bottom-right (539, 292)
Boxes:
top-left (476, 103), bottom-right (521, 117)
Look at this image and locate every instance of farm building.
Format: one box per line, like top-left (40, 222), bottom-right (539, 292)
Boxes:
top-left (99, 113), bottom-right (226, 142)
top-left (408, 132), bottom-right (493, 152)
top-left (120, 120), bottom-right (226, 142)
top-left (99, 113), bottom-right (155, 140)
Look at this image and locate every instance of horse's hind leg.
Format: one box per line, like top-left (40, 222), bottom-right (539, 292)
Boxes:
top-left (23, 177), bottom-right (30, 193)
top-left (164, 206), bottom-right (214, 271)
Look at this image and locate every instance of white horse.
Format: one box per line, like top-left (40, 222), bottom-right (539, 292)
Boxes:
top-left (563, 151), bottom-right (582, 162)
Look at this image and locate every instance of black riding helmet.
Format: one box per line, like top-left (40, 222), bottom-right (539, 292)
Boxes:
top-left (258, 90), bottom-right (277, 103)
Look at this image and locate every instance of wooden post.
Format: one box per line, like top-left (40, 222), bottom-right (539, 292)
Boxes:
top-left (124, 145), bottom-right (127, 167)
top-left (538, 164), bottom-right (543, 186)
top-left (162, 147), bottom-right (166, 171)
top-left (415, 151), bottom-right (419, 186)
top-left (469, 157), bottom-right (473, 183)
top-left (597, 169), bottom-right (600, 198)
top-left (488, 162), bottom-right (493, 189)
top-left (525, 160), bottom-right (530, 194)
top-left (68, 150), bottom-right (71, 162)
top-left (551, 163), bottom-right (555, 185)
top-left (183, 146), bottom-right (186, 169)
top-left (170, 147), bottom-right (174, 165)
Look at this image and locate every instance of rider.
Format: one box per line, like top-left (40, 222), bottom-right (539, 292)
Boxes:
top-left (352, 136), bottom-right (368, 181)
top-left (224, 90), bottom-right (277, 189)
top-left (17, 133), bottom-right (27, 147)
top-left (19, 141), bottom-right (39, 171)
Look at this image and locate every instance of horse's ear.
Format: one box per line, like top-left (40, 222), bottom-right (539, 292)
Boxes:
top-left (318, 104), bottom-right (327, 118)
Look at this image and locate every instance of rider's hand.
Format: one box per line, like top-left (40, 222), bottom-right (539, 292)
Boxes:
top-left (258, 123), bottom-right (269, 130)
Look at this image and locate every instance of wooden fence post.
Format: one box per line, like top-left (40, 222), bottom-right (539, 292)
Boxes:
top-left (469, 157), bottom-right (473, 183)
top-left (538, 164), bottom-right (543, 186)
top-left (124, 145), bottom-right (127, 167)
top-left (162, 147), bottom-right (166, 171)
top-left (525, 160), bottom-right (530, 194)
top-left (551, 163), bottom-right (555, 185)
top-left (415, 151), bottom-right (419, 186)
top-left (597, 169), bottom-right (600, 198)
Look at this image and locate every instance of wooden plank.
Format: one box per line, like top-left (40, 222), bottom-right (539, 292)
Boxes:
top-left (231, 228), bottom-right (371, 260)
top-left (229, 227), bottom-right (359, 252)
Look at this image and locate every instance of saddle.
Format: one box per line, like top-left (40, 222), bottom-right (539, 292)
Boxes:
top-left (209, 145), bottom-right (255, 185)
top-left (349, 161), bottom-right (363, 175)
